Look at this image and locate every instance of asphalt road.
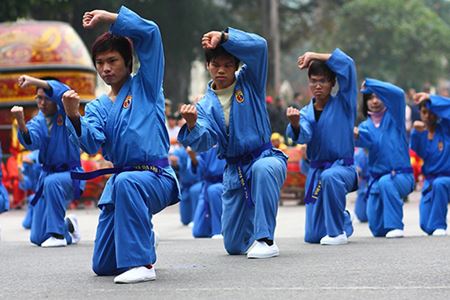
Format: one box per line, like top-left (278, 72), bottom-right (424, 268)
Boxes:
top-left (1, 191), bottom-right (450, 299)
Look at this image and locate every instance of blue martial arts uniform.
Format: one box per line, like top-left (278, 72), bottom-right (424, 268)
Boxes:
top-left (178, 28), bottom-right (287, 254)
top-left (354, 147), bottom-right (369, 222)
top-left (0, 143), bottom-right (9, 214)
top-left (356, 78), bottom-right (414, 237)
top-left (19, 150), bottom-right (42, 229)
top-left (286, 48), bottom-right (358, 243)
top-left (172, 147), bottom-right (201, 225)
top-left (66, 6), bottom-right (180, 275)
top-left (17, 80), bottom-right (84, 246)
top-left (192, 146), bottom-right (225, 238)
top-left (410, 95), bottom-right (450, 235)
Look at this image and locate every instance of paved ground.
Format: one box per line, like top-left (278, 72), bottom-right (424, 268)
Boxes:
top-left (1, 191), bottom-right (450, 299)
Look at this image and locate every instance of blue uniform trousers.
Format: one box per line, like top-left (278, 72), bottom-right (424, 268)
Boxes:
top-left (30, 172), bottom-right (74, 245)
top-left (354, 186), bottom-right (368, 222)
top-left (179, 182), bottom-right (202, 225)
top-left (367, 173), bottom-right (414, 236)
top-left (92, 171), bottom-right (177, 276)
top-left (192, 182), bottom-right (223, 238)
top-left (420, 177), bottom-right (450, 235)
top-left (305, 165), bottom-right (356, 243)
top-left (222, 156), bottom-right (286, 255)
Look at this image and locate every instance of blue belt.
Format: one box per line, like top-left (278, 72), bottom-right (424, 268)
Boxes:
top-left (225, 142), bottom-right (272, 207)
top-left (70, 158), bottom-right (169, 181)
top-left (304, 158), bottom-right (354, 204)
top-left (365, 167), bottom-right (413, 199)
top-left (31, 161), bottom-right (81, 206)
top-left (422, 172), bottom-right (450, 196)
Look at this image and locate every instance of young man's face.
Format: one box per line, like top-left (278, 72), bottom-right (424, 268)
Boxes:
top-left (308, 75), bottom-right (333, 101)
top-left (420, 106), bottom-right (437, 126)
top-left (95, 50), bottom-right (129, 87)
top-left (36, 88), bottom-right (57, 117)
top-left (367, 94), bottom-right (385, 113)
top-left (207, 56), bottom-right (238, 90)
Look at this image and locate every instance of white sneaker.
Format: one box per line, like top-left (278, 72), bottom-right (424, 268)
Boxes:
top-left (187, 222), bottom-right (194, 228)
top-left (432, 229), bottom-right (447, 236)
top-left (247, 241), bottom-right (279, 259)
top-left (114, 266), bottom-right (156, 284)
top-left (320, 233), bottom-right (348, 245)
top-left (66, 214), bottom-right (81, 244)
top-left (211, 234), bottom-right (223, 239)
top-left (386, 229), bottom-right (404, 238)
top-left (41, 236), bottom-right (67, 247)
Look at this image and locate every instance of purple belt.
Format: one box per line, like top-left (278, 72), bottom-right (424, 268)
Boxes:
top-left (304, 158), bottom-right (354, 204)
top-left (364, 167), bottom-right (413, 199)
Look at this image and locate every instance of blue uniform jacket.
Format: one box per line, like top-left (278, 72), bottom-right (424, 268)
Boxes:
top-left (356, 78), bottom-right (412, 175)
top-left (66, 6), bottom-right (179, 206)
top-left (410, 95), bottom-right (450, 177)
top-left (178, 28), bottom-right (287, 190)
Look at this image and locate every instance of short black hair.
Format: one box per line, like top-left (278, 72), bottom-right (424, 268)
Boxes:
top-left (361, 93), bottom-right (374, 118)
top-left (204, 46), bottom-right (240, 68)
top-left (92, 32), bottom-right (133, 73)
top-left (308, 60), bottom-right (336, 82)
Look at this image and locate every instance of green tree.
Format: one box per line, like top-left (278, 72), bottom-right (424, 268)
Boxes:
top-left (324, 0), bottom-right (450, 89)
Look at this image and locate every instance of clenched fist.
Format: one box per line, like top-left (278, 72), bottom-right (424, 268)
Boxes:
top-left (11, 106), bottom-right (27, 132)
top-left (180, 104), bottom-right (198, 130)
top-left (286, 106), bottom-right (300, 129)
top-left (413, 92), bottom-right (430, 105)
top-left (82, 10), bottom-right (117, 29)
top-left (62, 90), bottom-right (81, 119)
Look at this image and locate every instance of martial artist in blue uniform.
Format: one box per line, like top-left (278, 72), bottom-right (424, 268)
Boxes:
top-left (191, 146), bottom-right (225, 238)
top-left (410, 92), bottom-right (450, 236)
top-left (354, 78), bottom-right (414, 238)
top-left (0, 142), bottom-right (9, 214)
top-left (170, 146), bottom-right (202, 226)
top-left (62, 7), bottom-right (180, 284)
top-left (11, 75), bottom-right (83, 248)
top-left (286, 49), bottom-right (357, 245)
top-left (354, 147), bottom-right (369, 222)
top-left (178, 29), bottom-right (287, 258)
top-left (19, 150), bottom-right (42, 229)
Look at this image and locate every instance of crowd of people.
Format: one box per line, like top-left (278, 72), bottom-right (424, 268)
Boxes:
top-left (0, 5), bottom-right (448, 285)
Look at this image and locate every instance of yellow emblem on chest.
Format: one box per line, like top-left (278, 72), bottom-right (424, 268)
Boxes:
top-left (438, 141), bottom-right (444, 152)
top-left (123, 95), bottom-right (132, 109)
top-left (235, 90), bottom-right (244, 103)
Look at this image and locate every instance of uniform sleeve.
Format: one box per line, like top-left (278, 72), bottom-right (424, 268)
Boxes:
top-left (44, 80), bottom-right (70, 109)
top-left (177, 104), bottom-right (219, 153)
top-left (355, 122), bottom-right (372, 148)
top-left (18, 117), bottom-right (44, 150)
top-left (326, 48), bottom-right (357, 116)
top-left (363, 78), bottom-right (406, 129)
top-left (221, 27), bottom-right (268, 95)
top-left (66, 101), bottom-right (106, 154)
top-left (428, 95), bottom-right (450, 132)
top-left (409, 129), bottom-right (427, 159)
top-left (285, 108), bottom-right (313, 144)
top-left (111, 6), bottom-right (164, 101)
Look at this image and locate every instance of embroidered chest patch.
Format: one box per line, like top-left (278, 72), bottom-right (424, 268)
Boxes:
top-left (235, 90), bottom-right (244, 103)
top-left (56, 114), bottom-right (64, 126)
top-left (123, 95), bottom-right (132, 109)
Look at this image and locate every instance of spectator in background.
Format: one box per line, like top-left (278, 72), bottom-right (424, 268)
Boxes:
top-left (291, 92), bottom-right (304, 109)
top-left (271, 97), bottom-right (288, 135)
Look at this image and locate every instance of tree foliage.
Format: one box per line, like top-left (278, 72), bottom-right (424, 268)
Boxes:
top-left (324, 0), bottom-right (450, 89)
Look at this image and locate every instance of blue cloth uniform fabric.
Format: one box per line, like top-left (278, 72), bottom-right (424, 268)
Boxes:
top-left (192, 146), bottom-right (226, 238)
top-left (172, 147), bottom-right (201, 225)
top-left (410, 95), bottom-right (450, 235)
top-left (66, 6), bottom-right (180, 275)
top-left (178, 28), bottom-right (287, 254)
top-left (356, 78), bottom-right (414, 237)
top-left (286, 48), bottom-right (358, 243)
top-left (354, 147), bottom-right (369, 222)
top-left (19, 150), bottom-right (42, 229)
top-left (0, 143), bottom-right (9, 213)
top-left (17, 80), bottom-right (84, 246)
